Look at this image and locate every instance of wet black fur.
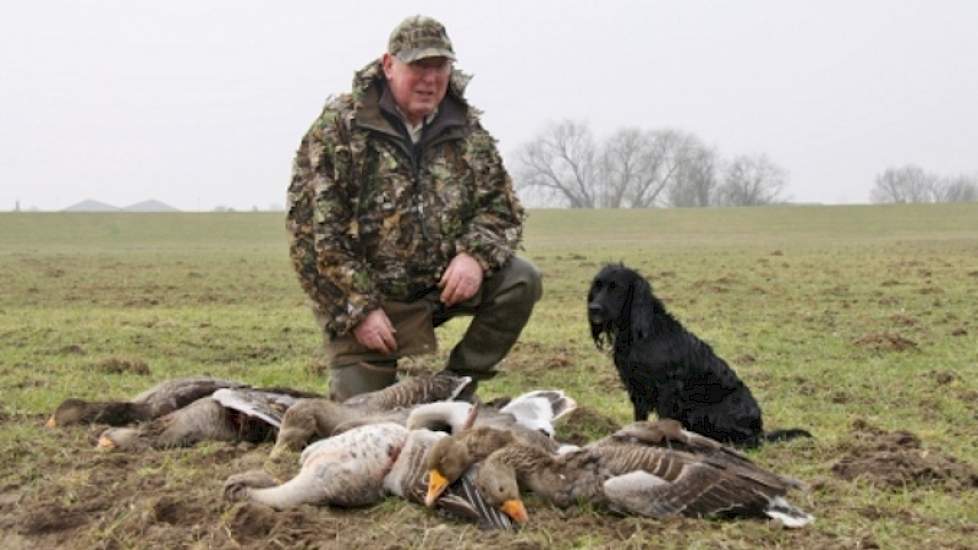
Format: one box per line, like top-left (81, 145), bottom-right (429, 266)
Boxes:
top-left (588, 264), bottom-right (810, 448)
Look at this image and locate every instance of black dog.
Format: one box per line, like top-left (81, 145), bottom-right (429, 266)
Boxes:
top-left (588, 264), bottom-right (810, 447)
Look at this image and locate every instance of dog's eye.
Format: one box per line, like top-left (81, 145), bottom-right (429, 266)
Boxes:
top-left (608, 281), bottom-right (617, 290)
top-left (593, 281), bottom-right (602, 290)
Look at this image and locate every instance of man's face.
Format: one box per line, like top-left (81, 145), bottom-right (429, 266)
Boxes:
top-left (382, 53), bottom-right (451, 125)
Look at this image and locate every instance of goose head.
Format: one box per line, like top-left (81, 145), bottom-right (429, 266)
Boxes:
top-left (47, 398), bottom-right (92, 428)
top-left (47, 398), bottom-right (148, 428)
top-left (96, 427), bottom-right (143, 451)
top-left (424, 426), bottom-right (516, 506)
top-left (474, 458), bottom-right (528, 524)
top-left (271, 399), bottom-right (347, 458)
top-left (424, 434), bottom-right (472, 506)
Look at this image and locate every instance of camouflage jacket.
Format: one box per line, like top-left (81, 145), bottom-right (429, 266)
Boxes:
top-left (286, 60), bottom-right (524, 336)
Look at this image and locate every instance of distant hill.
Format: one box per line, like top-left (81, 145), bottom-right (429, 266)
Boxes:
top-left (122, 200), bottom-right (180, 212)
top-left (63, 200), bottom-right (120, 212)
top-left (62, 199), bottom-right (180, 212)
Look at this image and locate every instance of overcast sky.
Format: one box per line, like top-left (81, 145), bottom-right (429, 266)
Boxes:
top-left (2, 1), bottom-right (976, 211)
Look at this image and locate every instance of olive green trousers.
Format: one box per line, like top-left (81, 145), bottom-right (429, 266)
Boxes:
top-left (318, 256), bottom-right (542, 401)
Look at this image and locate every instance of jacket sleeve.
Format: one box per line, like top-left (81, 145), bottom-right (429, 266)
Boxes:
top-left (455, 125), bottom-right (525, 273)
top-left (286, 104), bottom-right (380, 336)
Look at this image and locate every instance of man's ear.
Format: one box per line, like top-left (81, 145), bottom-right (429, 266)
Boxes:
top-left (381, 52), bottom-right (395, 79)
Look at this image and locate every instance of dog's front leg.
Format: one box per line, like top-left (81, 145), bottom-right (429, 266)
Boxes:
top-left (630, 394), bottom-right (654, 421)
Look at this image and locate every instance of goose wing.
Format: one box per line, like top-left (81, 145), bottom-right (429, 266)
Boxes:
top-left (599, 444), bottom-right (812, 526)
top-left (500, 390), bottom-right (577, 437)
top-left (211, 388), bottom-right (301, 429)
top-left (439, 466), bottom-right (515, 530)
top-left (132, 377), bottom-right (248, 417)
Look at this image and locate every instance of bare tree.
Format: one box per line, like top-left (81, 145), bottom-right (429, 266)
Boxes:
top-left (715, 155), bottom-right (788, 206)
top-left (933, 174), bottom-right (978, 203)
top-left (513, 120), bottom-right (600, 208)
top-left (665, 138), bottom-right (718, 207)
top-left (870, 165), bottom-right (938, 204)
top-left (515, 122), bottom-right (790, 208)
top-left (626, 129), bottom-right (697, 207)
top-left (599, 127), bottom-right (646, 208)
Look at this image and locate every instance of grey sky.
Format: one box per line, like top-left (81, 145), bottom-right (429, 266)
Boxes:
top-left (2, 1), bottom-right (976, 210)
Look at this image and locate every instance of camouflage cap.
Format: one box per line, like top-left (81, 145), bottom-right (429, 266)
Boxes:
top-left (388, 15), bottom-right (456, 63)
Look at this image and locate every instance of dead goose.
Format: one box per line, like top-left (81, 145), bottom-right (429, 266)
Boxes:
top-left (272, 373), bottom-right (473, 455)
top-left (416, 390), bottom-right (578, 506)
top-left (224, 422), bottom-right (512, 529)
top-left (97, 386), bottom-right (319, 451)
top-left (472, 421), bottom-right (814, 528)
top-left (46, 376), bottom-right (248, 428)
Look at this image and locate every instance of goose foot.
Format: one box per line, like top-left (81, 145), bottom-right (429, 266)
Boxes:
top-left (224, 470), bottom-right (278, 502)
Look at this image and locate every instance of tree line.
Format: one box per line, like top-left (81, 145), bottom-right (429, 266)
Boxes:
top-left (510, 120), bottom-right (788, 208)
top-left (870, 165), bottom-right (978, 204)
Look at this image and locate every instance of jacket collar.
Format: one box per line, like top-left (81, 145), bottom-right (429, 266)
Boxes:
top-left (352, 60), bottom-right (470, 145)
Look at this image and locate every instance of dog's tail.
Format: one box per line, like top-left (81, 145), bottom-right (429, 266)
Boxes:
top-left (763, 428), bottom-right (813, 444)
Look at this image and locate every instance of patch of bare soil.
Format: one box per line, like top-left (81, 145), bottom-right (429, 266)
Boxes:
top-left (851, 332), bottom-right (918, 352)
top-left (123, 297), bottom-right (161, 307)
top-left (926, 370), bottom-right (959, 386)
top-left (690, 276), bottom-right (738, 294)
top-left (225, 502), bottom-right (334, 546)
top-left (556, 406), bottom-right (621, 446)
top-left (950, 327), bottom-right (968, 337)
top-left (92, 356), bottom-right (151, 375)
top-left (831, 419), bottom-right (978, 490)
top-left (917, 286), bottom-right (944, 295)
top-left (59, 344), bottom-right (86, 355)
top-left (889, 314), bottom-right (917, 327)
top-left (543, 350), bottom-right (575, 370)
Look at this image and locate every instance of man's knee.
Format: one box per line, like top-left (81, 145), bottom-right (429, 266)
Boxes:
top-left (493, 256), bottom-right (543, 305)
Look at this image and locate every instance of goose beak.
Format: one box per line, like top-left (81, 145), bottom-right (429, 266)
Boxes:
top-left (96, 434), bottom-right (116, 450)
top-left (425, 469), bottom-right (449, 507)
top-left (45, 416), bottom-right (57, 429)
top-left (501, 499), bottom-right (528, 524)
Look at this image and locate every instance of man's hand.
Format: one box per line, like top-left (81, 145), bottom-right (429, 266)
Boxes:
top-left (439, 253), bottom-right (483, 307)
top-left (353, 308), bottom-right (397, 354)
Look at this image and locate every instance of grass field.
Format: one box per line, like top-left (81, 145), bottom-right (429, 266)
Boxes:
top-left (1, 204), bottom-right (976, 548)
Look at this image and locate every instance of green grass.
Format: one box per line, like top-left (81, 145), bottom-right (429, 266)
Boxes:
top-left (1, 204), bottom-right (977, 548)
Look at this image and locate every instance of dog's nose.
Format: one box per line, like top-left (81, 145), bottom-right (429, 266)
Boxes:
top-left (588, 303), bottom-right (604, 321)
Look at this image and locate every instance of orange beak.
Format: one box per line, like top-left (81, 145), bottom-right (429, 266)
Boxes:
top-left (45, 416), bottom-right (57, 429)
top-left (96, 434), bottom-right (116, 450)
top-left (501, 499), bottom-right (528, 524)
top-left (424, 469), bottom-right (449, 507)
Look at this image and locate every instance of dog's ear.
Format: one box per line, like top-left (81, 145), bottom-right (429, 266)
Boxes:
top-left (628, 276), bottom-right (654, 341)
top-left (588, 279), bottom-right (607, 349)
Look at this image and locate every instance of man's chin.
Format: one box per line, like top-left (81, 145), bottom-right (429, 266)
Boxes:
top-left (409, 102), bottom-right (437, 116)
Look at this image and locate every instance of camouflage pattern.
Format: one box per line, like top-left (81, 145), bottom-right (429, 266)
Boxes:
top-left (388, 15), bottom-right (456, 63)
top-left (286, 60), bottom-right (524, 337)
